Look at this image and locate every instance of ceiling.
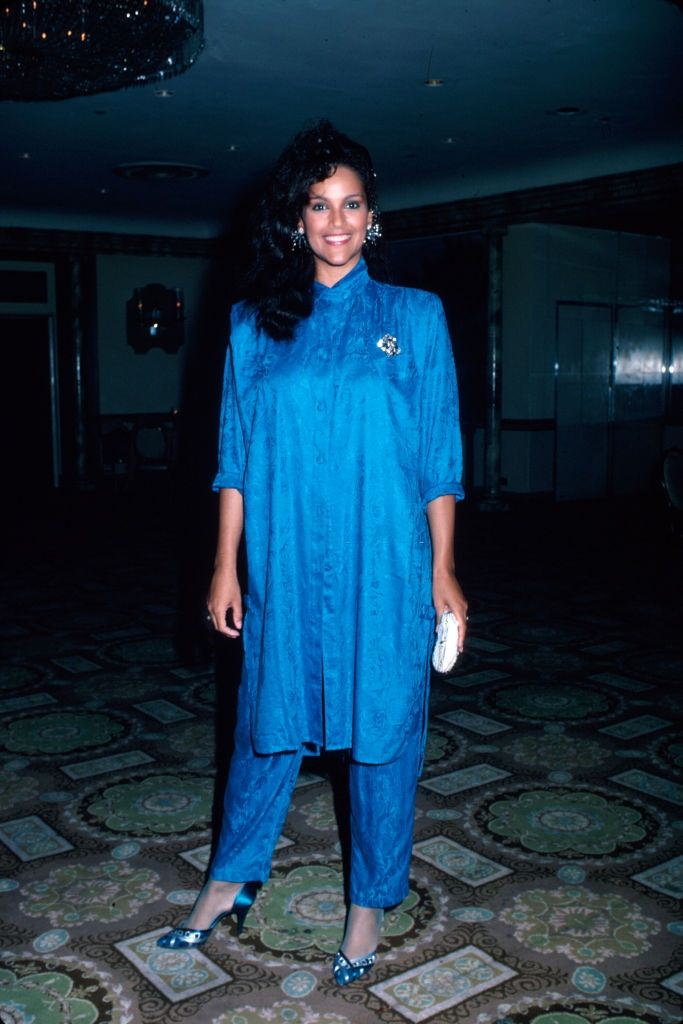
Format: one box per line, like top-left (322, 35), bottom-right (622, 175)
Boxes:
top-left (1, 0), bottom-right (682, 239)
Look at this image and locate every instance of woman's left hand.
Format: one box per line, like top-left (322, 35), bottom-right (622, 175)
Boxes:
top-left (432, 568), bottom-right (468, 651)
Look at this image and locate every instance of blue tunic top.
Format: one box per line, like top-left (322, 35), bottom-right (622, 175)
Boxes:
top-left (214, 259), bottom-right (463, 764)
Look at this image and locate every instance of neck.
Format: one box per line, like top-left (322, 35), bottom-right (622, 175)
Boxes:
top-left (314, 253), bottom-right (363, 288)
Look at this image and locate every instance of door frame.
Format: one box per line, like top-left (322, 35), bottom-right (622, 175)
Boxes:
top-left (554, 300), bottom-right (615, 500)
top-left (0, 260), bottom-right (61, 487)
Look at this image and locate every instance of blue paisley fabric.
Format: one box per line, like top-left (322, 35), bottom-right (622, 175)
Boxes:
top-left (214, 259), bottom-right (463, 764)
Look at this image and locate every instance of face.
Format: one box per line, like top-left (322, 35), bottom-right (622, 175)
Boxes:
top-left (299, 164), bottom-right (373, 286)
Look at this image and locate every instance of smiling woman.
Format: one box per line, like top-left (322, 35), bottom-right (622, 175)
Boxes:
top-left (156, 119), bottom-right (466, 988)
top-left (298, 166), bottom-right (374, 286)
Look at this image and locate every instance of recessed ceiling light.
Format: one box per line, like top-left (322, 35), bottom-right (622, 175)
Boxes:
top-left (114, 161), bottom-right (208, 182)
top-left (19, 151), bottom-right (30, 159)
top-left (443, 136), bottom-right (456, 144)
top-left (227, 144), bottom-right (239, 152)
top-left (99, 187), bottom-right (110, 194)
top-left (155, 88), bottom-right (174, 98)
top-left (424, 78), bottom-right (444, 87)
top-left (550, 105), bottom-right (583, 116)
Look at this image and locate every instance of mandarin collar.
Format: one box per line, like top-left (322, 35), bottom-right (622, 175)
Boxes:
top-left (313, 259), bottom-right (369, 301)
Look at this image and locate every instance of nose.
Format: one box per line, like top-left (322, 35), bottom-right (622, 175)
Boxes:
top-left (329, 204), bottom-right (346, 229)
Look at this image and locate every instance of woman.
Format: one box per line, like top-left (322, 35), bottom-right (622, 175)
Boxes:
top-left (158, 121), bottom-right (467, 986)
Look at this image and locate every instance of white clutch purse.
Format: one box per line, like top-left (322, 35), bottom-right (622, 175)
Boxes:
top-left (432, 610), bottom-right (460, 674)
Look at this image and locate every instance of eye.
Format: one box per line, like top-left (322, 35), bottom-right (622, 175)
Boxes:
top-left (345, 200), bottom-right (361, 209)
top-left (310, 201), bottom-right (327, 212)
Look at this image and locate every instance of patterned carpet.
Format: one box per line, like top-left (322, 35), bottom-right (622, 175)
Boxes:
top-left (1, 487), bottom-right (682, 1024)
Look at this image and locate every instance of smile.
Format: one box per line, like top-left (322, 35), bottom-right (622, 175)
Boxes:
top-left (323, 234), bottom-right (352, 245)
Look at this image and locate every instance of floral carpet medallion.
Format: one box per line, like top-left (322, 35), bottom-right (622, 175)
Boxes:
top-left (0, 956), bottom-right (116, 1024)
top-left (424, 724), bottom-right (460, 765)
top-left (505, 734), bottom-right (610, 770)
top-left (89, 673), bottom-right (161, 702)
top-left (299, 791), bottom-right (336, 832)
top-left (84, 773), bottom-right (213, 836)
top-left (186, 678), bottom-right (216, 709)
top-left (241, 864), bottom-right (421, 960)
top-left (500, 886), bottom-right (660, 963)
top-left (505, 649), bottom-right (590, 677)
top-left (102, 636), bottom-right (178, 665)
top-left (652, 734), bottom-right (683, 771)
top-left (0, 711), bottom-right (126, 755)
top-left (167, 720), bottom-right (214, 756)
top-left (491, 685), bottom-right (615, 723)
top-left (491, 997), bottom-right (672, 1024)
top-left (482, 789), bottom-right (648, 856)
top-left (0, 768), bottom-right (39, 813)
top-left (20, 861), bottom-right (163, 926)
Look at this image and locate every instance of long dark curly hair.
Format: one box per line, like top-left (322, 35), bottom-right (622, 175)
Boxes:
top-left (243, 119), bottom-right (386, 341)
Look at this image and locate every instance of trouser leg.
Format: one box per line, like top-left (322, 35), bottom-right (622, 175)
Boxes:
top-left (348, 737), bottom-right (421, 908)
top-left (209, 685), bottom-right (304, 883)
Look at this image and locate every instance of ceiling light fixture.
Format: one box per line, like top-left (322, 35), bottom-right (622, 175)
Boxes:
top-left (551, 106), bottom-right (584, 116)
top-left (154, 88), bottom-right (174, 98)
top-left (114, 161), bottom-right (208, 182)
top-left (0, 1), bottom-right (204, 102)
top-left (422, 44), bottom-right (444, 88)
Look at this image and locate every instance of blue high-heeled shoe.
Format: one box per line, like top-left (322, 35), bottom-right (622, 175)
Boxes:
top-left (156, 881), bottom-right (261, 949)
top-left (332, 948), bottom-right (377, 986)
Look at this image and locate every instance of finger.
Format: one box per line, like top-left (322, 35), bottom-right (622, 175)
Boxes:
top-left (216, 618), bottom-right (240, 638)
top-left (221, 601), bottom-right (243, 638)
top-left (433, 601), bottom-right (447, 631)
top-left (457, 610), bottom-right (468, 651)
top-left (206, 604), bottom-right (240, 639)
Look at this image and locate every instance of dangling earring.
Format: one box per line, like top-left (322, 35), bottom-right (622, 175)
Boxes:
top-left (291, 225), bottom-right (307, 251)
top-left (365, 217), bottom-right (382, 246)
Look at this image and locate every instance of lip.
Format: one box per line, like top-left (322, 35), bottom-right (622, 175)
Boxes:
top-left (323, 234), bottom-right (352, 245)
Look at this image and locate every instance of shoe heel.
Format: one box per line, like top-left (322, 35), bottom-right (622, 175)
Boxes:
top-left (233, 881), bottom-right (261, 936)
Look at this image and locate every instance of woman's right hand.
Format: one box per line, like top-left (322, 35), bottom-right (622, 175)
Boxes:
top-left (206, 566), bottom-right (243, 638)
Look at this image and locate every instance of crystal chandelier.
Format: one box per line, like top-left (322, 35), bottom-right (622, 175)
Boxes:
top-left (0, 1), bottom-right (204, 101)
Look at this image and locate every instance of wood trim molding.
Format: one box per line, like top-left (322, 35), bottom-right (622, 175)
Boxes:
top-left (0, 226), bottom-right (223, 258)
top-left (383, 162), bottom-right (683, 240)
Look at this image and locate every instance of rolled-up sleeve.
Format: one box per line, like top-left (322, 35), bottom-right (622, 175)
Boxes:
top-left (419, 295), bottom-right (465, 506)
top-left (212, 340), bottom-right (245, 492)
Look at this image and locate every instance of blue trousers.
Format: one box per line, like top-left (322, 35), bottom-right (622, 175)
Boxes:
top-left (209, 685), bottom-right (421, 908)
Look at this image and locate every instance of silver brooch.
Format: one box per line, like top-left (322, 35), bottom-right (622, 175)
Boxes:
top-left (377, 334), bottom-right (401, 357)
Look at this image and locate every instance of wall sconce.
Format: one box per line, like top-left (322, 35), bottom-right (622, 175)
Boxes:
top-left (126, 283), bottom-right (184, 354)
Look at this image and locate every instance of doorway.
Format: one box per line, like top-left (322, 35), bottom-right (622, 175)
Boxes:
top-left (555, 300), bottom-right (669, 500)
top-left (555, 302), bottom-right (613, 501)
top-left (1, 314), bottom-right (61, 495)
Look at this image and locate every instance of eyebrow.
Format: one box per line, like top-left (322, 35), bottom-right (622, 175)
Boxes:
top-left (307, 191), bottom-right (365, 200)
